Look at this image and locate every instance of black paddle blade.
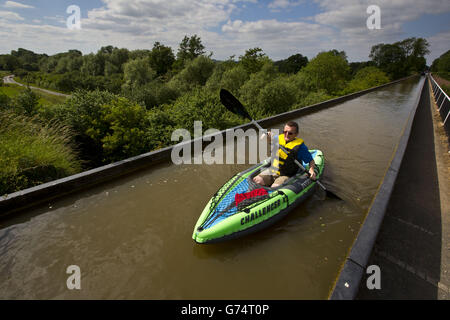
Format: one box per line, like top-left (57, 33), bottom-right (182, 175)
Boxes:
top-left (220, 89), bottom-right (252, 121)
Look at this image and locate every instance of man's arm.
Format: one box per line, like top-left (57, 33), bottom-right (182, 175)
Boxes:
top-left (297, 144), bottom-right (317, 180)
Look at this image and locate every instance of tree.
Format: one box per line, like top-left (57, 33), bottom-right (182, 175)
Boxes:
top-left (370, 37), bottom-right (430, 79)
top-left (329, 49), bottom-right (348, 62)
top-left (275, 53), bottom-right (308, 74)
top-left (149, 42), bottom-right (175, 76)
top-left (14, 87), bottom-right (39, 116)
top-left (168, 87), bottom-right (240, 131)
top-left (98, 97), bottom-right (150, 162)
top-left (168, 55), bottom-right (215, 93)
top-left (432, 50), bottom-right (450, 79)
top-left (370, 43), bottom-right (407, 79)
top-left (0, 54), bottom-right (21, 71)
top-left (220, 65), bottom-right (249, 94)
top-left (302, 51), bottom-right (350, 94)
top-left (122, 57), bottom-right (156, 89)
top-left (177, 35), bottom-right (206, 63)
top-left (60, 89), bottom-right (117, 166)
top-left (239, 48), bottom-right (268, 74)
top-left (343, 66), bottom-right (390, 94)
top-left (81, 54), bottom-right (104, 76)
top-left (109, 48), bottom-right (130, 73)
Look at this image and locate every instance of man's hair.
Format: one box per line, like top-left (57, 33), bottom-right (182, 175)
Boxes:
top-left (286, 121), bottom-right (299, 133)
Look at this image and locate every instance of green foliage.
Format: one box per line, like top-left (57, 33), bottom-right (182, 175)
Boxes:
top-left (302, 51), bottom-right (350, 95)
top-left (122, 57), bottom-right (156, 90)
top-left (177, 35), bottom-right (206, 63)
top-left (275, 53), bottom-right (308, 74)
top-left (342, 66), bottom-right (390, 94)
top-left (14, 87), bottom-right (40, 116)
top-left (168, 88), bottom-right (243, 132)
top-left (60, 89), bottom-right (117, 165)
top-left (0, 92), bottom-right (11, 110)
top-left (370, 37), bottom-right (429, 79)
top-left (239, 62), bottom-right (278, 116)
top-left (299, 90), bottom-right (334, 107)
top-left (97, 97), bottom-right (151, 162)
top-left (432, 50), bottom-right (450, 80)
top-left (123, 80), bottom-right (179, 110)
top-left (0, 54), bottom-right (21, 71)
top-left (219, 64), bottom-right (249, 94)
top-left (146, 107), bottom-right (177, 150)
top-left (0, 111), bottom-right (81, 195)
top-left (149, 42), bottom-right (175, 77)
top-left (205, 58), bottom-right (238, 91)
top-left (255, 77), bottom-right (296, 117)
top-left (349, 61), bottom-right (376, 76)
top-left (168, 56), bottom-right (215, 94)
top-left (239, 48), bottom-right (269, 74)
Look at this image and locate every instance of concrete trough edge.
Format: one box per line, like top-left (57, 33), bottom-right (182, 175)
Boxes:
top-left (0, 75), bottom-right (417, 219)
top-left (328, 76), bottom-right (427, 300)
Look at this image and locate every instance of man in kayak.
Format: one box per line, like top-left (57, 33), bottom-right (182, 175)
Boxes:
top-left (253, 121), bottom-right (317, 188)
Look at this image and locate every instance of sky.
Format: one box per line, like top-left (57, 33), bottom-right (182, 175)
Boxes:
top-left (0, 0), bottom-right (449, 64)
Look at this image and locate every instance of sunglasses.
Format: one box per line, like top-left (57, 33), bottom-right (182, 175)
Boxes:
top-left (283, 130), bottom-right (296, 136)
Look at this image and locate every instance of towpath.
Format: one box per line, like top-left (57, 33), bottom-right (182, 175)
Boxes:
top-left (2, 75), bottom-right (70, 97)
top-left (356, 77), bottom-right (450, 299)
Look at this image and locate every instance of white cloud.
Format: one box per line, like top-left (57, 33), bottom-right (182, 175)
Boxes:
top-left (268, 0), bottom-right (302, 10)
top-left (0, 10), bottom-right (24, 21)
top-left (4, 1), bottom-right (34, 9)
top-left (427, 30), bottom-right (450, 64)
top-left (220, 19), bottom-right (336, 59)
top-left (311, 0), bottom-right (450, 61)
top-left (314, 0), bottom-right (450, 33)
top-left (0, 0), bottom-right (448, 64)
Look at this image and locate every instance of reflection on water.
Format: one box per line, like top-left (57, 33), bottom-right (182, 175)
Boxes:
top-left (0, 77), bottom-right (422, 299)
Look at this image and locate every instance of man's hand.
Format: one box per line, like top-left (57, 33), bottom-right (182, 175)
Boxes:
top-left (261, 131), bottom-right (273, 140)
top-left (308, 160), bottom-right (317, 180)
top-left (309, 167), bottom-right (316, 180)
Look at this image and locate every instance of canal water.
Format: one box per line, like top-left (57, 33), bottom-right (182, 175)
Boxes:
top-left (0, 77), bottom-right (423, 299)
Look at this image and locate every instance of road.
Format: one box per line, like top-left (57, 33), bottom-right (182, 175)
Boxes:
top-left (2, 75), bottom-right (70, 97)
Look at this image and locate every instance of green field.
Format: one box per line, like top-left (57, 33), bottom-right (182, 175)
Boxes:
top-left (0, 83), bottom-right (67, 105)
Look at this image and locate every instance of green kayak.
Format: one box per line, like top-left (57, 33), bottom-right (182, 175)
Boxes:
top-left (192, 150), bottom-right (325, 244)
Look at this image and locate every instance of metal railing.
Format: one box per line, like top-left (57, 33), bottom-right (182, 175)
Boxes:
top-left (429, 73), bottom-right (450, 135)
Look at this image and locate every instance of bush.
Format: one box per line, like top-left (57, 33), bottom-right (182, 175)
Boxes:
top-left (124, 80), bottom-right (179, 110)
top-left (98, 97), bottom-right (151, 162)
top-left (238, 62), bottom-right (278, 117)
top-left (219, 65), bottom-right (249, 94)
top-left (13, 87), bottom-right (39, 116)
top-left (146, 107), bottom-right (177, 150)
top-left (255, 77), bottom-right (296, 117)
top-left (168, 56), bottom-right (215, 94)
top-left (0, 111), bottom-right (81, 195)
top-left (342, 66), bottom-right (390, 94)
top-left (302, 51), bottom-right (350, 95)
top-left (0, 92), bottom-right (11, 110)
top-left (168, 88), bottom-right (242, 132)
top-left (60, 89), bottom-right (117, 165)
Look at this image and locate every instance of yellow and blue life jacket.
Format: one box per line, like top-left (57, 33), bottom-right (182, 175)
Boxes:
top-left (270, 135), bottom-right (304, 176)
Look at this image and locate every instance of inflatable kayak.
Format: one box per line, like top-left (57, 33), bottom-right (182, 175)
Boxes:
top-left (192, 150), bottom-right (324, 244)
